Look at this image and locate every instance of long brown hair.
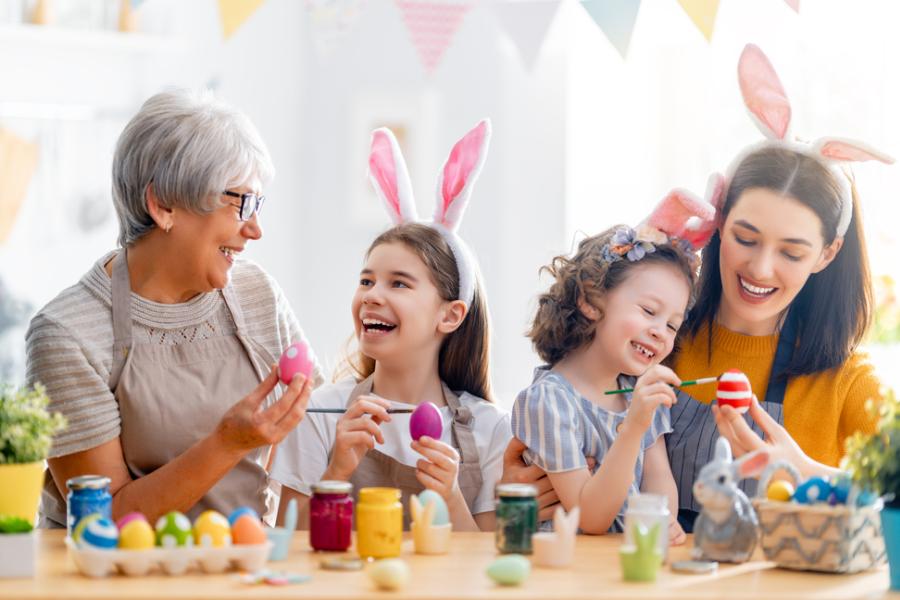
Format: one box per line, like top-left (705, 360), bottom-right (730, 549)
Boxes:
top-left (686, 146), bottom-right (873, 376)
top-left (340, 223), bottom-right (494, 402)
top-left (529, 226), bottom-right (697, 365)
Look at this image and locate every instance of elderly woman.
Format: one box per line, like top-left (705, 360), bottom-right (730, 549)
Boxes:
top-left (25, 90), bottom-right (322, 527)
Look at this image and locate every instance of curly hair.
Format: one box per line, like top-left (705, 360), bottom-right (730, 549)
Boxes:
top-left (528, 226), bottom-right (698, 365)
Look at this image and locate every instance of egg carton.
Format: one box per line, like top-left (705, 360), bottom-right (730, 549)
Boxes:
top-left (65, 537), bottom-right (271, 577)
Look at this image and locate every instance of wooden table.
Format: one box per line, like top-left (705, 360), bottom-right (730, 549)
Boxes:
top-left (0, 530), bottom-right (894, 599)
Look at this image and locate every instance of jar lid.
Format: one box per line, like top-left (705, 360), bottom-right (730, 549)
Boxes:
top-left (66, 475), bottom-right (111, 491)
top-left (312, 480), bottom-right (353, 495)
top-left (358, 487), bottom-right (401, 504)
top-left (496, 483), bottom-right (537, 498)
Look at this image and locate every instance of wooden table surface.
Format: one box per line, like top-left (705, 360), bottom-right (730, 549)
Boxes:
top-left (0, 529), bottom-right (894, 599)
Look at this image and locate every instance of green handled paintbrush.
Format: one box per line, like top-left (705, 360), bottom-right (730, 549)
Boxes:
top-left (604, 376), bottom-right (719, 395)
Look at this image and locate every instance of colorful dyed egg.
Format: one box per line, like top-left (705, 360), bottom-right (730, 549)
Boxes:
top-left (410, 402), bottom-right (443, 441)
top-left (73, 514), bottom-right (118, 549)
top-left (227, 506), bottom-right (259, 527)
top-left (232, 514), bottom-right (268, 545)
top-left (115, 512), bottom-right (146, 530)
top-left (193, 510), bottom-right (232, 547)
top-left (279, 341), bottom-right (314, 385)
top-left (716, 369), bottom-right (752, 414)
top-left (766, 480), bottom-right (795, 502)
top-left (831, 475), bottom-right (852, 505)
top-left (155, 511), bottom-right (193, 548)
top-left (794, 477), bottom-right (833, 504)
top-left (487, 554), bottom-right (531, 586)
top-left (119, 518), bottom-right (156, 550)
top-left (417, 489), bottom-right (450, 526)
top-left (368, 558), bottom-right (411, 591)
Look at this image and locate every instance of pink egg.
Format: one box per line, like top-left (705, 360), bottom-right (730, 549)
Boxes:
top-left (116, 511), bottom-right (147, 530)
top-left (409, 402), bottom-right (443, 441)
top-left (279, 341), bottom-right (314, 385)
top-left (716, 369), bottom-right (752, 414)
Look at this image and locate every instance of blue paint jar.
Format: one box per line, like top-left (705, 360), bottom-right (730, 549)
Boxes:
top-left (66, 475), bottom-right (112, 537)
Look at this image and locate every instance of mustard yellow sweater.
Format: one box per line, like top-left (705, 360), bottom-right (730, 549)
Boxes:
top-left (673, 322), bottom-right (880, 467)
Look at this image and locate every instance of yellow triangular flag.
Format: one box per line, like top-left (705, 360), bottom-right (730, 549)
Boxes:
top-left (676, 0), bottom-right (719, 42)
top-left (0, 128), bottom-right (39, 244)
top-left (218, 0), bottom-right (265, 40)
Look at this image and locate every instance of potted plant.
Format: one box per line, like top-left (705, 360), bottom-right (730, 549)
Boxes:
top-left (844, 387), bottom-right (900, 590)
top-left (0, 382), bottom-right (66, 577)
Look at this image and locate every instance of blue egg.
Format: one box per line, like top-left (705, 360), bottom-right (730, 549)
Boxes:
top-left (830, 475), bottom-right (852, 505)
top-left (794, 477), bottom-right (833, 505)
top-left (227, 506), bottom-right (259, 527)
top-left (418, 490), bottom-right (450, 526)
top-left (78, 515), bottom-right (119, 549)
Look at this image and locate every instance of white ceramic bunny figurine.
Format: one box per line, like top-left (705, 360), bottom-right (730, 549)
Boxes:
top-left (532, 506), bottom-right (580, 568)
top-left (692, 437), bottom-right (770, 563)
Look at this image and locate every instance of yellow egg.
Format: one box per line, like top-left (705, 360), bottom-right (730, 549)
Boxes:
top-left (767, 480), bottom-right (795, 502)
top-left (368, 559), bottom-right (410, 591)
top-left (119, 519), bottom-right (156, 550)
top-left (232, 514), bottom-right (267, 545)
top-left (193, 510), bottom-right (232, 547)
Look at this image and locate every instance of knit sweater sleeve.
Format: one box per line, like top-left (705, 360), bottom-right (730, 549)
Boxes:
top-left (836, 351), bottom-right (881, 444)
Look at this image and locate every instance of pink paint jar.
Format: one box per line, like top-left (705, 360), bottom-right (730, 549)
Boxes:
top-left (309, 480), bottom-right (354, 552)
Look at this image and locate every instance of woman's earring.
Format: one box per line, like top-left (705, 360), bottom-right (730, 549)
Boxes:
top-left (165, 223), bottom-right (172, 233)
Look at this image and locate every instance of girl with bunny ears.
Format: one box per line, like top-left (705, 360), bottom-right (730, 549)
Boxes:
top-left (511, 185), bottom-right (719, 539)
top-left (667, 44), bottom-right (894, 531)
top-left (271, 120), bottom-right (510, 532)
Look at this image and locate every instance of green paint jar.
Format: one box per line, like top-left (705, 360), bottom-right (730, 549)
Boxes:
top-left (495, 483), bottom-right (538, 554)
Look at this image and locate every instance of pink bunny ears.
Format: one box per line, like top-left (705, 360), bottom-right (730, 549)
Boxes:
top-left (368, 119), bottom-right (492, 307)
top-left (737, 43), bottom-right (894, 237)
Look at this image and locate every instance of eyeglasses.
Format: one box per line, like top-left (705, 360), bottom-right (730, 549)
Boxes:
top-left (223, 190), bottom-right (266, 222)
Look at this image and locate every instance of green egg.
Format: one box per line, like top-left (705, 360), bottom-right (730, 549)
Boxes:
top-left (486, 554), bottom-right (531, 586)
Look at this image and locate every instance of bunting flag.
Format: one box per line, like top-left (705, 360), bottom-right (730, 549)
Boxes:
top-left (218, 0), bottom-right (266, 40)
top-left (784, 0), bottom-right (799, 12)
top-left (0, 129), bottom-right (39, 244)
top-left (580, 0), bottom-right (641, 59)
top-left (129, 0), bottom-right (146, 8)
top-left (676, 0), bottom-right (720, 42)
top-left (304, 0), bottom-right (368, 60)
top-left (492, 0), bottom-right (560, 71)
top-left (395, 1), bottom-right (475, 75)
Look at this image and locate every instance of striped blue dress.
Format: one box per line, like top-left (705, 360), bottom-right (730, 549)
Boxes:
top-left (511, 367), bottom-right (674, 532)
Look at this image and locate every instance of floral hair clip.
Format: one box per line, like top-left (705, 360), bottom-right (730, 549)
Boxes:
top-left (601, 175), bottom-right (724, 268)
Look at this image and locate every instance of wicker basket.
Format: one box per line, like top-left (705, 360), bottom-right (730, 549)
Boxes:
top-left (752, 462), bottom-right (886, 573)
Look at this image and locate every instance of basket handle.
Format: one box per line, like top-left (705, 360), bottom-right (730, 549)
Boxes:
top-left (755, 460), bottom-right (802, 499)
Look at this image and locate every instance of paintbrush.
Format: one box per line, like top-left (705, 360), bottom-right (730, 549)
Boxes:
top-left (604, 376), bottom-right (719, 395)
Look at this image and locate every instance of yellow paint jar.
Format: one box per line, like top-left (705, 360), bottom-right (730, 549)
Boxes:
top-left (356, 487), bottom-right (402, 559)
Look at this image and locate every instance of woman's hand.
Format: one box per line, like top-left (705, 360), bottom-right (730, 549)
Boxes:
top-left (623, 365), bottom-right (680, 434)
top-left (411, 436), bottom-right (461, 502)
top-left (324, 394), bottom-right (392, 481)
top-left (669, 519), bottom-right (687, 546)
top-left (214, 364), bottom-right (311, 456)
top-left (713, 395), bottom-right (824, 478)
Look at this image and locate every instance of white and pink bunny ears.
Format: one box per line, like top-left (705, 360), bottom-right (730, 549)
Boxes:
top-left (642, 173), bottom-right (724, 251)
top-left (737, 43), bottom-right (894, 237)
top-left (367, 119), bottom-right (491, 307)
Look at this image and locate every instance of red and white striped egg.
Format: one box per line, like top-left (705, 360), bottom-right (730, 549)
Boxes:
top-left (716, 369), bottom-right (752, 414)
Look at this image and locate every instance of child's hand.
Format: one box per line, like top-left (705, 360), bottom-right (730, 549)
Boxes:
top-left (624, 365), bottom-right (680, 434)
top-left (668, 519), bottom-right (686, 546)
top-left (411, 436), bottom-right (461, 502)
top-left (325, 394), bottom-right (392, 481)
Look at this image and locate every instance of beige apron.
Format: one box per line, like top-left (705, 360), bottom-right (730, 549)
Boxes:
top-left (39, 251), bottom-right (278, 528)
top-left (345, 376), bottom-right (483, 529)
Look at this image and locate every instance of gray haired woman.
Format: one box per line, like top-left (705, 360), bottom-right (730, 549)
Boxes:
top-left (26, 90), bottom-right (323, 527)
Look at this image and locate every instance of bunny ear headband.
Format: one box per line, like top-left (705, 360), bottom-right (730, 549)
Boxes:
top-left (367, 119), bottom-right (491, 308)
top-left (737, 43), bottom-right (894, 237)
top-left (602, 174), bottom-right (723, 268)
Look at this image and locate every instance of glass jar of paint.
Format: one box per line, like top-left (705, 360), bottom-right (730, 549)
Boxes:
top-left (624, 493), bottom-right (669, 562)
top-left (309, 480), bottom-right (354, 552)
top-left (495, 483), bottom-right (538, 554)
top-left (66, 475), bottom-right (112, 537)
top-left (356, 487), bottom-right (402, 559)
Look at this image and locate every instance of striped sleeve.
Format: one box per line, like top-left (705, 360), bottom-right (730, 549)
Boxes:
top-left (511, 381), bottom-right (585, 473)
top-left (25, 314), bottom-right (121, 458)
top-left (642, 402), bottom-right (674, 451)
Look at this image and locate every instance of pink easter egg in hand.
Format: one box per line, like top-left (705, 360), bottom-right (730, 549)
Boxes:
top-left (716, 369), bottom-right (752, 414)
top-left (279, 341), bottom-right (313, 385)
top-left (409, 402), bottom-right (443, 441)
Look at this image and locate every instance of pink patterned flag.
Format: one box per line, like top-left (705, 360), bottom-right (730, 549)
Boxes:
top-left (784, 0), bottom-right (799, 13)
top-left (395, 0), bottom-right (475, 75)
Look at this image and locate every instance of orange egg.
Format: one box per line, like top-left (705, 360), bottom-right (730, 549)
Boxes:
top-left (232, 514), bottom-right (267, 545)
